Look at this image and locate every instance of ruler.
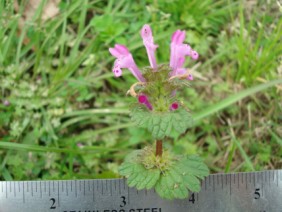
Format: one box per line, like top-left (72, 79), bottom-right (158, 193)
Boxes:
top-left (0, 170), bottom-right (281, 212)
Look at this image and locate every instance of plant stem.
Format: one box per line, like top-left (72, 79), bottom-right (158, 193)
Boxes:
top-left (156, 140), bottom-right (162, 157)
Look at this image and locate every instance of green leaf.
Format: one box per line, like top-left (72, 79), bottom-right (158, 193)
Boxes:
top-left (119, 148), bottom-right (209, 200)
top-left (119, 161), bottom-right (160, 190)
top-left (178, 155), bottom-right (210, 180)
top-left (131, 107), bottom-right (193, 139)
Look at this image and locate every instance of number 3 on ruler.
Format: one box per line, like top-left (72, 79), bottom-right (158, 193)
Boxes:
top-left (120, 196), bottom-right (126, 207)
top-left (50, 198), bottom-right (56, 209)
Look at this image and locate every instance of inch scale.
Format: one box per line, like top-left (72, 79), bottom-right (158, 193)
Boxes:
top-left (0, 170), bottom-right (281, 212)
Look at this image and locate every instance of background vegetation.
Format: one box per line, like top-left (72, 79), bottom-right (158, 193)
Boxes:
top-left (0, 0), bottom-right (281, 180)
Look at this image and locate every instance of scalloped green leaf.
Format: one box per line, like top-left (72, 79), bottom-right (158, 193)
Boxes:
top-left (131, 106), bottom-right (193, 139)
top-left (119, 161), bottom-right (160, 190)
top-left (119, 149), bottom-right (209, 200)
top-left (178, 155), bottom-right (210, 179)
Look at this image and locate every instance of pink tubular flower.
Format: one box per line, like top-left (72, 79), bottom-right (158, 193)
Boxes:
top-left (109, 24), bottom-right (199, 82)
top-left (109, 44), bottom-right (145, 82)
top-left (140, 24), bottom-right (158, 69)
top-left (169, 30), bottom-right (199, 79)
top-left (138, 94), bottom-right (153, 110)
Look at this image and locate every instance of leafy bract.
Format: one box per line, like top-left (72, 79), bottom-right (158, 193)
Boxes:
top-left (130, 106), bottom-right (193, 139)
top-left (119, 148), bottom-right (209, 200)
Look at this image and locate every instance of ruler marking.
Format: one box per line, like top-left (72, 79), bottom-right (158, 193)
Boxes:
top-left (48, 181), bottom-right (51, 196)
top-left (114, 179), bottom-right (117, 192)
top-left (84, 180), bottom-right (86, 196)
top-left (261, 182), bottom-right (264, 197)
top-left (40, 181), bottom-right (42, 198)
top-left (23, 182), bottom-right (25, 203)
top-left (221, 174), bottom-right (223, 189)
top-left (253, 172), bottom-right (255, 187)
top-left (2, 171), bottom-right (280, 211)
top-left (75, 180), bottom-right (77, 197)
top-left (58, 182), bottom-right (60, 207)
top-left (110, 180), bottom-right (113, 196)
top-left (106, 180), bottom-right (108, 194)
top-left (238, 173), bottom-right (240, 188)
top-left (127, 185), bottom-right (130, 205)
top-left (268, 171), bottom-right (271, 187)
top-left (31, 181), bottom-right (33, 196)
top-left (118, 179), bottom-right (121, 194)
top-left (14, 181), bottom-right (16, 197)
top-left (213, 175), bottom-right (215, 192)
top-left (92, 180), bottom-right (95, 202)
top-left (102, 180), bottom-right (104, 195)
top-left (6, 181), bottom-right (7, 198)
top-left (229, 175), bottom-right (231, 197)
top-left (66, 181), bottom-right (68, 196)
top-left (245, 173), bottom-right (248, 189)
top-left (276, 171), bottom-right (279, 187)
top-left (71, 180), bottom-right (72, 192)
top-left (96, 179), bottom-right (98, 194)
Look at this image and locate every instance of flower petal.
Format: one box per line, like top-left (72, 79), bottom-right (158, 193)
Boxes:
top-left (109, 47), bottom-right (121, 58)
top-left (112, 66), bottom-right (122, 77)
top-left (141, 24), bottom-right (158, 69)
top-left (110, 45), bottom-right (145, 82)
top-left (114, 44), bottom-right (130, 55)
top-left (188, 74), bottom-right (193, 81)
top-left (170, 30), bottom-right (186, 70)
top-left (191, 50), bottom-right (199, 60)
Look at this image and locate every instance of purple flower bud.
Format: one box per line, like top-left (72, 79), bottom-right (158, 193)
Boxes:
top-left (77, 143), bottom-right (83, 147)
top-left (170, 102), bottom-right (179, 111)
top-left (138, 95), bottom-right (153, 110)
top-left (3, 100), bottom-right (10, 106)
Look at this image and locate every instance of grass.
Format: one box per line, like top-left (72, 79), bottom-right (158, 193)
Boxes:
top-left (0, 0), bottom-right (281, 180)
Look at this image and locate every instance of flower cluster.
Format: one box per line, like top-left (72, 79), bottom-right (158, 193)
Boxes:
top-left (109, 24), bottom-right (199, 112)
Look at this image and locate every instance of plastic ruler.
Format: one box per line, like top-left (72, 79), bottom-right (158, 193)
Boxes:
top-left (0, 170), bottom-right (281, 212)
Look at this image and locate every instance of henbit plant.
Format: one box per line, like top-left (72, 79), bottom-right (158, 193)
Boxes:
top-left (109, 24), bottom-right (209, 200)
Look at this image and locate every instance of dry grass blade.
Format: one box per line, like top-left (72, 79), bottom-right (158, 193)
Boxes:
top-left (14, 0), bottom-right (60, 46)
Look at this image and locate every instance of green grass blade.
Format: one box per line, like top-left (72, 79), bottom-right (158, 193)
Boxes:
top-left (0, 141), bottom-right (116, 154)
top-left (232, 138), bottom-right (255, 171)
top-left (194, 79), bottom-right (282, 121)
